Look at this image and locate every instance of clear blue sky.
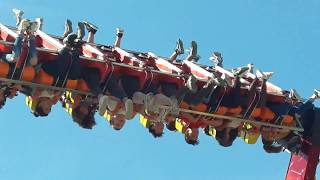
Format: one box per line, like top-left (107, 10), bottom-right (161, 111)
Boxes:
top-left (0, 0), bottom-right (320, 179)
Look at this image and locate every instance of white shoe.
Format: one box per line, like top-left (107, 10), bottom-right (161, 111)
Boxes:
top-left (256, 69), bottom-right (273, 80)
top-left (12, 8), bottom-right (24, 26)
top-left (124, 98), bottom-right (133, 119)
top-left (35, 17), bottom-right (43, 31)
top-left (247, 63), bottom-right (254, 73)
top-left (186, 75), bottom-right (198, 93)
top-left (116, 28), bottom-right (124, 37)
top-left (98, 95), bottom-right (109, 116)
top-left (29, 21), bottom-right (39, 34)
top-left (314, 89), bottom-right (320, 99)
top-left (221, 73), bottom-right (233, 87)
top-left (18, 19), bottom-right (30, 32)
top-left (289, 89), bottom-right (305, 102)
top-left (12, 8), bottom-right (24, 16)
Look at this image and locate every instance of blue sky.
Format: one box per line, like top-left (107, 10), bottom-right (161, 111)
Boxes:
top-left (0, 0), bottom-right (320, 179)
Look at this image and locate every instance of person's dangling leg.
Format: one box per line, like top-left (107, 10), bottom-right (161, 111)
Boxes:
top-left (114, 28), bottom-right (124, 48)
top-left (27, 34), bottom-right (38, 66)
top-left (83, 21), bottom-right (98, 43)
top-left (186, 41), bottom-right (199, 63)
top-left (169, 39), bottom-right (184, 62)
top-left (120, 75), bottom-right (140, 99)
top-left (62, 19), bottom-right (73, 38)
top-left (12, 9), bottom-right (24, 26)
top-left (105, 74), bottom-right (127, 100)
top-left (189, 79), bottom-right (217, 106)
top-left (77, 22), bottom-right (85, 40)
top-left (6, 19), bottom-right (29, 63)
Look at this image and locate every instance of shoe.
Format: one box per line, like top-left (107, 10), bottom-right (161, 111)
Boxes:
top-left (289, 89), bottom-right (305, 103)
top-left (221, 73), bottom-right (233, 87)
top-left (28, 21), bottom-right (39, 34)
top-left (124, 98), bottom-right (133, 119)
top-left (98, 95), bottom-right (109, 116)
top-left (12, 8), bottom-right (24, 26)
top-left (186, 75), bottom-right (198, 93)
top-left (116, 28), bottom-right (124, 38)
top-left (314, 89), bottom-right (320, 99)
top-left (83, 21), bottom-right (98, 34)
top-left (175, 38), bottom-right (184, 55)
top-left (77, 22), bottom-right (85, 40)
top-left (209, 51), bottom-right (223, 67)
top-left (247, 63), bottom-right (254, 73)
top-left (189, 41), bottom-right (200, 62)
top-left (18, 19), bottom-right (30, 32)
top-left (256, 69), bottom-right (273, 80)
top-left (35, 17), bottom-right (43, 31)
top-left (232, 66), bottom-right (249, 77)
top-left (63, 19), bottom-right (73, 38)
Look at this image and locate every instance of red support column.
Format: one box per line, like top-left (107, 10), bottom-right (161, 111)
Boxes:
top-left (286, 141), bottom-right (320, 180)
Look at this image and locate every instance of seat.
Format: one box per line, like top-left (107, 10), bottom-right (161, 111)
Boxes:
top-left (0, 61), bottom-right (9, 77)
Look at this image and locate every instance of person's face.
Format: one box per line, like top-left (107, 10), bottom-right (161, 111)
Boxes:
top-left (153, 122), bottom-right (164, 135)
top-left (211, 118), bottom-right (224, 127)
top-left (185, 128), bottom-right (199, 142)
top-left (38, 98), bottom-right (54, 115)
top-left (79, 105), bottom-right (89, 117)
top-left (261, 127), bottom-right (276, 141)
top-left (112, 114), bottom-right (126, 130)
top-left (165, 115), bottom-right (175, 123)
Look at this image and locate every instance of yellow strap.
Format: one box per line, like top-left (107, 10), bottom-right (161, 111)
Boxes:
top-left (103, 110), bottom-right (111, 122)
top-left (209, 127), bottom-right (217, 138)
top-left (175, 119), bottom-right (183, 133)
top-left (139, 115), bottom-right (149, 128)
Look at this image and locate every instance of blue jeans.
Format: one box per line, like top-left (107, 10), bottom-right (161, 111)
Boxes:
top-left (42, 47), bottom-right (83, 86)
top-left (104, 74), bottom-right (127, 100)
top-left (120, 75), bottom-right (141, 99)
top-left (5, 35), bottom-right (37, 65)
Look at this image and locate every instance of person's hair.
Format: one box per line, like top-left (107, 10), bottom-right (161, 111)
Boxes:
top-left (0, 87), bottom-right (12, 109)
top-left (204, 126), bottom-right (210, 136)
top-left (148, 123), bottom-right (164, 138)
top-left (109, 119), bottom-right (121, 131)
top-left (33, 100), bottom-right (49, 117)
top-left (216, 128), bottom-right (238, 147)
top-left (184, 135), bottom-right (199, 146)
top-left (0, 95), bottom-right (6, 109)
top-left (72, 102), bottom-right (96, 129)
top-left (166, 121), bottom-right (176, 132)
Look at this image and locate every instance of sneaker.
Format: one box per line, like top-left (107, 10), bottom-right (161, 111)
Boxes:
top-left (289, 89), bottom-right (305, 103)
top-left (314, 89), bottom-right (320, 99)
top-left (247, 63), bottom-right (254, 73)
top-left (186, 75), bottom-right (198, 93)
top-left (77, 22), bottom-right (85, 40)
top-left (124, 98), bottom-right (133, 119)
top-left (28, 21), bottom-right (39, 34)
top-left (83, 21), bottom-right (98, 34)
top-left (116, 28), bottom-right (124, 38)
top-left (189, 41), bottom-right (200, 62)
top-left (221, 73), bottom-right (233, 87)
top-left (63, 19), bottom-right (73, 38)
top-left (232, 66), bottom-right (249, 77)
top-left (98, 95), bottom-right (109, 116)
top-left (256, 69), bottom-right (273, 80)
top-left (209, 51), bottom-right (223, 67)
top-left (35, 17), bottom-right (43, 31)
top-left (175, 38), bottom-right (184, 55)
top-left (18, 19), bottom-right (30, 32)
top-left (12, 8), bottom-right (24, 26)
